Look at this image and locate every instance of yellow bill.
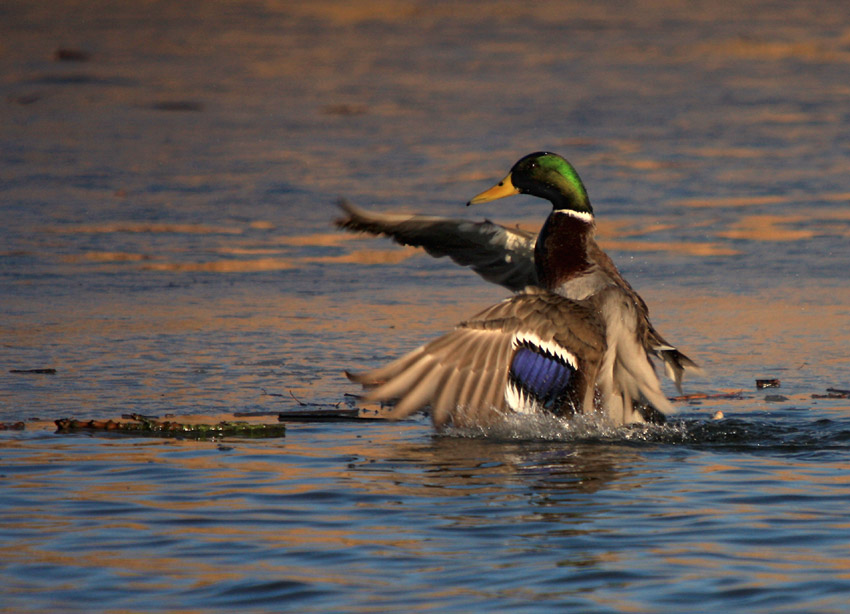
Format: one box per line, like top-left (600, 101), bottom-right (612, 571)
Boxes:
top-left (467, 173), bottom-right (520, 205)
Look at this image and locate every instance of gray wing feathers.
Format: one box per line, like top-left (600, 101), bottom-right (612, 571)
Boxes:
top-left (335, 199), bottom-right (538, 292)
top-left (349, 327), bottom-right (513, 427)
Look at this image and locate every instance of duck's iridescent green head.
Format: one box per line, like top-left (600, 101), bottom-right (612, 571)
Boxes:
top-left (467, 152), bottom-right (592, 215)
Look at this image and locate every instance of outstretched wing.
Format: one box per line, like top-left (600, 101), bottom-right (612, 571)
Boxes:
top-left (335, 199), bottom-right (538, 292)
top-left (347, 290), bottom-right (606, 428)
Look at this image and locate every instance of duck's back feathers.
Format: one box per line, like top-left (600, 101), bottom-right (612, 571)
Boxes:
top-left (335, 199), bottom-right (538, 292)
top-left (347, 289), bottom-right (605, 428)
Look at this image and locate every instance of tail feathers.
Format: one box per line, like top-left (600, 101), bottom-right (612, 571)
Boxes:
top-left (655, 347), bottom-right (703, 393)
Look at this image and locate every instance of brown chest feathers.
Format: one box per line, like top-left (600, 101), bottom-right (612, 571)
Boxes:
top-left (533, 211), bottom-right (595, 292)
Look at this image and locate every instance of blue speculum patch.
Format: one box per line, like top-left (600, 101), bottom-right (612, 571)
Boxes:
top-left (508, 344), bottom-right (574, 409)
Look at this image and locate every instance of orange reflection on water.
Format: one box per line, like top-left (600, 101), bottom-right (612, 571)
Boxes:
top-left (599, 239), bottom-right (740, 257)
top-left (673, 192), bottom-right (850, 208)
top-left (49, 222), bottom-right (245, 235)
top-left (42, 201), bottom-right (850, 277)
top-left (673, 195), bottom-right (790, 208)
top-left (717, 212), bottom-right (850, 241)
top-left (61, 251), bottom-right (153, 263)
top-left (141, 258), bottom-right (297, 272)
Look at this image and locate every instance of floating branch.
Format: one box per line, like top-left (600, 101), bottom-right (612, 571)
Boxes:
top-left (54, 417), bottom-right (285, 439)
top-left (260, 388), bottom-right (344, 409)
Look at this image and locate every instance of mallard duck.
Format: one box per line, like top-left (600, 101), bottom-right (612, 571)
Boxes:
top-left (336, 154), bottom-right (699, 392)
top-left (345, 152), bottom-right (697, 427)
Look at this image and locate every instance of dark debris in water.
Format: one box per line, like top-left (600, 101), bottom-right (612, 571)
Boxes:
top-left (148, 100), bottom-right (204, 112)
top-left (322, 103), bottom-right (368, 116)
top-left (22, 74), bottom-right (136, 86)
top-left (9, 368), bottom-right (56, 374)
top-left (812, 388), bottom-right (850, 399)
top-left (764, 394), bottom-right (789, 402)
top-left (54, 48), bottom-right (91, 62)
top-left (277, 408), bottom-right (390, 422)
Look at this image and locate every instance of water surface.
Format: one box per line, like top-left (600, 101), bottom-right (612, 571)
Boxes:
top-left (2, 1), bottom-right (850, 612)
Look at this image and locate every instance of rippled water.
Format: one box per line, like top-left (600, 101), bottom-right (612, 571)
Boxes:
top-left (2, 1), bottom-right (850, 612)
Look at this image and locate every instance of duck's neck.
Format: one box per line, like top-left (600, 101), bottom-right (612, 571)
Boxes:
top-left (534, 209), bottom-right (595, 292)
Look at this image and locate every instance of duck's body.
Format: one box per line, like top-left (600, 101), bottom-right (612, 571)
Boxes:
top-left (344, 152), bottom-right (700, 428)
top-left (531, 207), bottom-right (675, 424)
top-left (337, 195), bottom-right (697, 390)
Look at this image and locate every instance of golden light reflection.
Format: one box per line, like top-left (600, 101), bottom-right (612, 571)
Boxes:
top-left (61, 251), bottom-right (152, 263)
top-left (717, 212), bottom-right (850, 241)
top-left (595, 219), bottom-right (741, 255)
top-left (141, 258), bottom-right (297, 272)
top-left (281, 232), bottom-right (357, 247)
top-left (599, 239), bottom-right (740, 257)
top-left (692, 38), bottom-right (850, 62)
top-left (673, 192), bottom-right (850, 208)
top-left (49, 222), bottom-right (244, 235)
top-left (307, 247), bottom-right (418, 265)
top-left (673, 195), bottom-right (790, 208)
top-left (39, 202), bottom-right (850, 277)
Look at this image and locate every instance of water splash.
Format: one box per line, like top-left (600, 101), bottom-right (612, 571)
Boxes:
top-left (439, 410), bottom-right (850, 455)
top-left (442, 410), bottom-right (669, 442)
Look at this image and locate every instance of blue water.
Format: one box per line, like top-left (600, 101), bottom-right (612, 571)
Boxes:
top-left (3, 1), bottom-right (850, 612)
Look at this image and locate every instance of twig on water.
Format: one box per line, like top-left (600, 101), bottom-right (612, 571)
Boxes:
top-left (669, 390), bottom-right (746, 402)
top-left (289, 390), bottom-right (308, 406)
